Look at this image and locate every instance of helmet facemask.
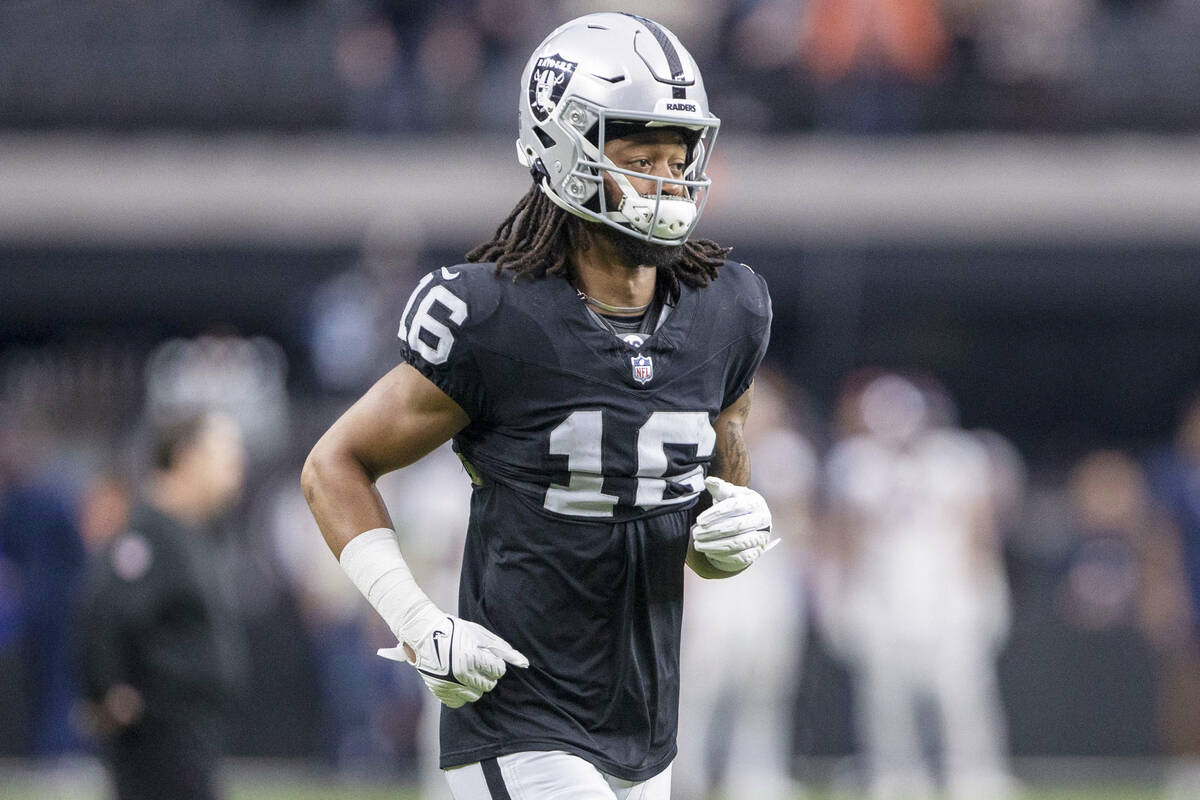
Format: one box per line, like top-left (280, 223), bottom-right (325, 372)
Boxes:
top-left (533, 97), bottom-right (718, 245)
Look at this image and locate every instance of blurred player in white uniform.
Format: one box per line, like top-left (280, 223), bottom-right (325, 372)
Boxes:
top-left (820, 372), bottom-right (1014, 800)
top-left (674, 369), bottom-right (816, 800)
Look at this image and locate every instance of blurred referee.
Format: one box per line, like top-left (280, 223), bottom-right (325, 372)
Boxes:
top-left (74, 412), bottom-right (247, 800)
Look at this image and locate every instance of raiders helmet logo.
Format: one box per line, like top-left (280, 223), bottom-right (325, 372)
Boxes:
top-left (529, 53), bottom-right (578, 122)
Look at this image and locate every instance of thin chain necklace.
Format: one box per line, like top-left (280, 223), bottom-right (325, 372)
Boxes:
top-left (576, 289), bottom-right (651, 315)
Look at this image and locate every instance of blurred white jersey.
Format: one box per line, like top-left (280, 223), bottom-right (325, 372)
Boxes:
top-left (823, 427), bottom-right (1014, 800)
top-left (674, 427), bottom-right (815, 800)
top-left (826, 429), bottom-right (1005, 649)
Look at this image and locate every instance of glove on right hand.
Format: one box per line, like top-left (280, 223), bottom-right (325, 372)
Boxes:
top-left (379, 613), bottom-right (529, 709)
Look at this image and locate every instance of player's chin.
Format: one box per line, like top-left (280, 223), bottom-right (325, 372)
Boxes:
top-left (635, 240), bottom-right (685, 269)
top-left (600, 224), bottom-right (685, 269)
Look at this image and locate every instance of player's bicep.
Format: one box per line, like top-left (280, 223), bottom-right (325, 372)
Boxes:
top-left (709, 382), bottom-right (753, 486)
top-left (302, 363), bottom-right (470, 556)
top-left (327, 362), bottom-right (470, 479)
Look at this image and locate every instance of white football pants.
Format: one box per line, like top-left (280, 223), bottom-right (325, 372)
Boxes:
top-left (444, 750), bottom-right (672, 800)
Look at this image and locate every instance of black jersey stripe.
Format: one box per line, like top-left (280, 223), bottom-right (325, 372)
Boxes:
top-left (621, 13), bottom-right (687, 99)
top-left (481, 758), bottom-right (513, 800)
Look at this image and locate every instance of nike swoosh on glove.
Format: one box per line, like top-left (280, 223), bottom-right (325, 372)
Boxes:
top-left (691, 476), bottom-right (779, 572)
top-left (379, 615), bottom-right (529, 708)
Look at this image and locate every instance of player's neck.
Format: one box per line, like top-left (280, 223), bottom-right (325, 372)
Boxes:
top-left (572, 234), bottom-right (657, 316)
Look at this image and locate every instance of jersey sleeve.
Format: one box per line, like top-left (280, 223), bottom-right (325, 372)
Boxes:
top-left (396, 266), bottom-right (493, 421)
top-left (722, 263), bottom-right (772, 409)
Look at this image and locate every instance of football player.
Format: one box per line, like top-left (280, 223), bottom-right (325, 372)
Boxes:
top-left (302, 13), bottom-right (775, 799)
top-left (822, 373), bottom-right (1014, 800)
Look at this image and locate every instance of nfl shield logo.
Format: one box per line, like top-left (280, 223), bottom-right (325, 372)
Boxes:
top-left (631, 354), bottom-right (653, 384)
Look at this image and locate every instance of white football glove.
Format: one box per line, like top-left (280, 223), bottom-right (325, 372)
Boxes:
top-left (691, 476), bottom-right (778, 572)
top-left (338, 528), bottom-right (528, 710)
top-left (378, 611), bottom-right (529, 709)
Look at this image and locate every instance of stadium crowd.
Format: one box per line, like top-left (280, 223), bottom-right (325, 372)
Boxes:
top-left (1, 0), bottom-right (1199, 133)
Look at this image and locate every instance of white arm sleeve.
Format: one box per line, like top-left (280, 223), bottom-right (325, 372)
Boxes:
top-left (338, 527), bottom-right (439, 644)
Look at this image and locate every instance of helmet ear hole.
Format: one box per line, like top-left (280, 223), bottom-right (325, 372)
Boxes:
top-left (532, 126), bottom-right (556, 149)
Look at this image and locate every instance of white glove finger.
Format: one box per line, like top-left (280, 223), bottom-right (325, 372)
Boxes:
top-left (695, 495), bottom-right (761, 527)
top-left (708, 547), bottom-right (763, 571)
top-left (726, 537), bottom-right (780, 564)
top-left (704, 535), bottom-right (781, 572)
top-left (485, 644), bottom-right (529, 669)
top-left (705, 554), bottom-right (749, 572)
top-left (469, 624), bottom-right (530, 668)
top-left (696, 527), bottom-right (768, 554)
top-left (693, 530), bottom-right (771, 555)
top-left (691, 511), bottom-right (772, 541)
top-left (459, 671), bottom-right (499, 694)
top-left (424, 674), bottom-right (481, 701)
top-left (695, 508), bottom-right (760, 532)
top-left (461, 648), bottom-right (506, 683)
top-left (707, 530), bottom-right (771, 553)
top-left (731, 546), bottom-right (764, 566)
top-left (703, 475), bottom-right (738, 502)
top-left (427, 678), bottom-right (482, 708)
top-left (730, 537), bottom-right (781, 563)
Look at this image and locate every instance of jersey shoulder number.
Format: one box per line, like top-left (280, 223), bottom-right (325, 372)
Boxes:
top-left (396, 264), bottom-right (504, 419)
top-left (397, 264), bottom-right (507, 364)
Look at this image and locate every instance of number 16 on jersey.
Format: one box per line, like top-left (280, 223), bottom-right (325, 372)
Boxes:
top-left (544, 410), bottom-right (714, 517)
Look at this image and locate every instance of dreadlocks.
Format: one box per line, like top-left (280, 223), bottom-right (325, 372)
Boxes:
top-left (466, 184), bottom-right (730, 303)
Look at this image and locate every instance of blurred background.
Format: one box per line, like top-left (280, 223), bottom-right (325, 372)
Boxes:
top-left (2, 0), bottom-right (1200, 798)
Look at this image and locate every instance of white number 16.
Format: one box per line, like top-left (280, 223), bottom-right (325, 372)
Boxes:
top-left (544, 410), bottom-right (715, 517)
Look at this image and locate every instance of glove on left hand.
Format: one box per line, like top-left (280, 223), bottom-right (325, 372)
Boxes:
top-left (691, 476), bottom-right (778, 572)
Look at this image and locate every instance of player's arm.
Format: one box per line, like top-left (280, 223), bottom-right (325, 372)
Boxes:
top-left (687, 383), bottom-right (777, 579)
top-left (74, 566), bottom-right (145, 736)
top-left (301, 362), bottom-right (469, 557)
top-left (708, 381), bottom-right (754, 486)
top-left (301, 363), bottom-right (527, 708)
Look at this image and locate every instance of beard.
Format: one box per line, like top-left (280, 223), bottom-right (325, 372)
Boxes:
top-left (594, 222), bottom-right (685, 270)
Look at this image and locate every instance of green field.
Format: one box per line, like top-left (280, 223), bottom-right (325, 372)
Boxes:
top-left (0, 779), bottom-right (1166, 800)
top-left (0, 760), bottom-right (1167, 800)
top-left (796, 790), bottom-right (1160, 800)
top-left (226, 785), bottom-right (1161, 800)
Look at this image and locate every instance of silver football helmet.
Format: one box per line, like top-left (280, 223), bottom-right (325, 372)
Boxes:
top-left (516, 12), bottom-right (720, 244)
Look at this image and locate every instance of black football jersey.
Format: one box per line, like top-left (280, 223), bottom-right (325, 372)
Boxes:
top-left (397, 260), bottom-right (771, 780)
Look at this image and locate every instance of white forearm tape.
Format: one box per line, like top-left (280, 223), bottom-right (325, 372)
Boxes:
top-left (338, 527), bottom-right (436, 642)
